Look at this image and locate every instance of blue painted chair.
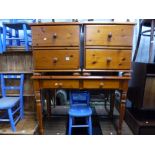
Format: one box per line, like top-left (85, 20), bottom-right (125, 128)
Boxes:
top-left (2, 19), bottom-right (36, 52)
top-left (0, 27), bottom-right (2, 53)
top-left (0, 74), bottom-right (24, 132)
top-left (68, 91), bottom-right (92, 135)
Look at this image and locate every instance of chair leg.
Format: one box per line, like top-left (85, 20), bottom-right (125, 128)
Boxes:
top-left (20, 98), bottom-right (24, 119)
top-left (23, 24), bottom-right (29, 51)
top-left (68, 116), bottom-right (73, 135)
top-left (88, 116), bottom-right (92, 135)
top-left (8, 108), bottom-right (16, 132)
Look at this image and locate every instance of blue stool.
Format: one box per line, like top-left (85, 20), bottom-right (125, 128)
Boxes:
top-left (0, 27), bottom-right (2, 53)
top-left (2, 19), bottom-right (36, 52)
top-left (68, 91), bottom-right (92, 135)
top-left (0, 74), bottom-right (24, 132)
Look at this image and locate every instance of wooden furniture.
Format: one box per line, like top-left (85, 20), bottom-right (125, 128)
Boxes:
top-left (30, 22), bottom-right (135, 135)
top-left (128, 62), bottom-right (155, 110)
top-left (125, 108), bottom-right (155, 134)
top-left (127, 62), bottom-right (155, 134)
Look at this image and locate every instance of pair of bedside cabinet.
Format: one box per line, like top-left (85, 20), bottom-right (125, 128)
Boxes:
top-left (30, 22), bottom-right (134, 134)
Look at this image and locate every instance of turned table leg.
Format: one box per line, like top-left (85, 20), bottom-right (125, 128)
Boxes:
top-left (35, 90), bottom-right (44, 134)
top-left (117, 91), bottom-right (126, 134)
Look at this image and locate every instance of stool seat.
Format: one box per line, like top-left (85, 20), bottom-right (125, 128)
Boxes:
top-left (69, 105), bottom-right (92, 117)
top-left (0, 97), bottom-right (20, 109)
top-left (141, 19), bottom-right (154, 27)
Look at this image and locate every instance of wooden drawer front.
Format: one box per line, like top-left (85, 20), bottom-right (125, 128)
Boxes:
top-left (85, 49), bottom-right (131, 70)
top-left (85, 25), bottom-right (133, 46)
top-left (33, 50), bottom-right (80, 70)
top-left (41, 80), bottom-right (79, 89)
top-left (31, 25), bottom-right (80, 47)
top-left (83, 80), bottom-right (119, 89)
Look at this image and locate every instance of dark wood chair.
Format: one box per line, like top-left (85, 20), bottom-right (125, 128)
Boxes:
top-left (133, 19), bottom-right (155, 63)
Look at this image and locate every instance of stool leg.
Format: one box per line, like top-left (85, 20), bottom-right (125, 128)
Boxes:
top-left (23, 24), bottom-right (29, 51)
top-left (68, 116), bottom-right (73, 135)
top-left (88, 116), bottom-right (92, 135)
top-left (133, 21), bottom-right (142, 61)
top-left (8, 108), bottom-right (16, 132)
top-left (149, 20), bottom-right (155, 63)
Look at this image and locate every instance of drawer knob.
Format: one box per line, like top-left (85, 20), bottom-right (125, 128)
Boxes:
top-left (53, 57), bottom-right (58, 63)
top-left (108, 32), bottom-right (112, 39)
top-left (53, 33), bottom-right (57, 39)
top-left (59, 83), bottom-right (63, 87)
top-left (100, 82), bottom-right (104, 87)
top-left (92, 61), bottom-right (97, 64)
top-left (122, 57), bottom-right (126, 61)
top-left (106, 57), bottom-right (112, 62)
top-left (43, 37), bottom-right (47, 41)
top-left (54, 83), bottom-right (58, 86)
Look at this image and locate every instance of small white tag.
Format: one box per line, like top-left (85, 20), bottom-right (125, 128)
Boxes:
top-left (43, 37), bottom-right (47, 41)
top-left (65, 57), bottom-right (70, 61)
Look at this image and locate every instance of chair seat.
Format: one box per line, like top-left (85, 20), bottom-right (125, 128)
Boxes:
top-left (69, 104), bottom-right (92, 117)
top-left (0, 97), bottom-right (20, 109)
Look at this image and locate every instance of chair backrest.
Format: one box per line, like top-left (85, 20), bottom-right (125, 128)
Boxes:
top-left (0, 74), bottom-right (24, 97)
top-left (70, 91), bottom-right (90, 106)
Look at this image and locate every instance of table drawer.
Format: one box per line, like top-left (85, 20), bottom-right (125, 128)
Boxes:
top-left (85, 49), bottom-right (131, 70)
top-left (83, 80), bottom-right (119, 89)
top-left (85, 25), bottom-right (134, 46)
top-left (41, 80), bottom-right (79, 89)
top-left (33, 50), bottom-right (80, 70)
top-left (31, 25), bottom-right (80, 47)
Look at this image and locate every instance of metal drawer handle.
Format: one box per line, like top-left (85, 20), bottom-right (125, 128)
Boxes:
top-left (53, 57), bottom-right (58, 63)
top-left (53, 33), bottom-right (57, 39)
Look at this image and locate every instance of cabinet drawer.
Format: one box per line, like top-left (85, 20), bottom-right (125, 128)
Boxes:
top-left (83, 80), bottom-right (119, 89)
top-left (85, 49), bottom-right (131, 70)
top-left (31, 25), bottom-right (80, 47)
top-left (41, 80), bottom-right (79, 89)
top-left (33, 50), bottom-right (80, 70)
top-left (85, 25), bottom-right (133, 46)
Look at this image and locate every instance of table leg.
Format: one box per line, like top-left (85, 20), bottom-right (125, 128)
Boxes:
top-left (35, 90), bottom-right (44, 134)
top-left (46, 89), bottom-right (52, 117)
top-left (117, 91), bottom-right (126, 134)
top-left (109, 90), bottom-right (115, 118)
